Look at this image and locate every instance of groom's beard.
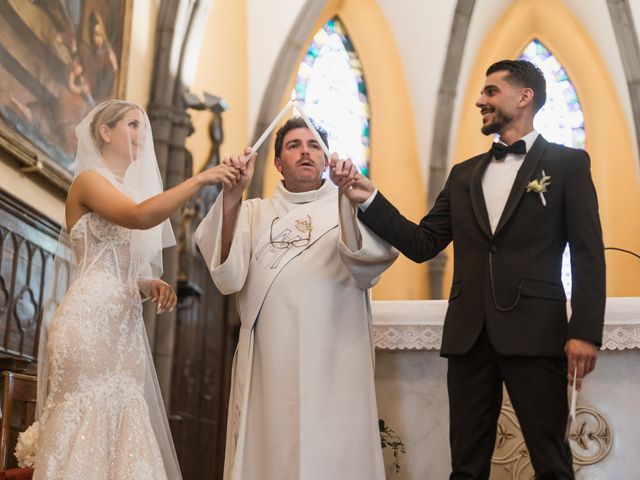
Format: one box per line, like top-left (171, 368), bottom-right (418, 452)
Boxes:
top-left (481, 108), bottom-right (514, 136)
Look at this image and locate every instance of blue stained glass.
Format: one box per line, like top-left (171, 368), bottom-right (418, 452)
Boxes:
top-left (519, 39), bottom-right (587, 298)
top-left (293, 16), bottom-right (371, 175)
top-left (519, 39), bottom-right (585, 149)
top-left (555, 69), bottom-right (568, 82)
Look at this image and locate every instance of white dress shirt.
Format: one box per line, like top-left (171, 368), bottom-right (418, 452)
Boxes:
top-left (482, 130), bottom-right (539, 233)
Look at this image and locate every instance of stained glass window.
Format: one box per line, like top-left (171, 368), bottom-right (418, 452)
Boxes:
top-left (293, 17), bottom-right (371, 176)
top-left (519, 39), bottom-right (585, 149)
top-left (520, 39), bottom-right (586, 296)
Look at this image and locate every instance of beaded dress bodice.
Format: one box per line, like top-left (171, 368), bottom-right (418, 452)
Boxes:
top-left (71, 212), bottom-right (139, 285)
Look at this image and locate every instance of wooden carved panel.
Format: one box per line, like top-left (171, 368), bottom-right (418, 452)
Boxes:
top-left (169, 257), bottom-right (238, 479)
top-left (0, 188), bottom-right (61, 371)
top-left (169, 112), bottom-right (238, 479)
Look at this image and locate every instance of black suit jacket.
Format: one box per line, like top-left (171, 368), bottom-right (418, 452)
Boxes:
top-left (360, 136), bottom-right (606, 357)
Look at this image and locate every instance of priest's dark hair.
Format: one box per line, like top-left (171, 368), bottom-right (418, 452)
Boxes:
top-left (486, 60), bottom-right (547, 113)
top-left (274, 116), bottom-right (329, 159)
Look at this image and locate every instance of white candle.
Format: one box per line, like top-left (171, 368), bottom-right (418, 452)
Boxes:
top-left (246, 99), bottom-right (296, 160)
top-left (292, 101), bottom-right (332, 159)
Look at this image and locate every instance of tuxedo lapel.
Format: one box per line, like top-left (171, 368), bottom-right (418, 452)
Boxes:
top-left (494, 136), bottom-right (549, 236)
top-left (469, 152), bottom-right (493, 239)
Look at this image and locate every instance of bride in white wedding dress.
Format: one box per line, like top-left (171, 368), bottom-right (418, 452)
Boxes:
top-left (31, 100), bottom-right (240, 479)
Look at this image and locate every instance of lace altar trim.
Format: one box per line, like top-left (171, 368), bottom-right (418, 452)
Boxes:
top-left (373, 323), bottom-right (640, 351)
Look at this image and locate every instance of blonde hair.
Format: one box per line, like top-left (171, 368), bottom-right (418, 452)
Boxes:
top-left (90, 100), bottom-right (139, 150)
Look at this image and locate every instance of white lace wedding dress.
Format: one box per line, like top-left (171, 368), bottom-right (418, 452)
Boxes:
top-left (34, 212), bottom-right (170, 479)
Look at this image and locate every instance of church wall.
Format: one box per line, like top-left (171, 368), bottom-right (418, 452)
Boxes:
top-left (186, 0), bottom-right (249, 173)
top-left (373, 0), bottom-right (458, 186)
top-left (242, 0), bottom-right (640, 299)
top-left (246, 0), bottom-right (305, 139)
top-left (449, 0), bottom-right (516, 172)
top-left (0, 160), bottom-right (65, 224)
top-left (256, 0), bottom-right (429, 300)
top-left (124, 0), bottom-right (159, 108)
top-left (367, 0), bottom-right (640, 188)
top-left (450, 0), bottom-right (640, 297)
top-left (562, 0), bottom-right (640, 170)
top-left (333, 0), bottom-right (428, 300)
top-left (450, 0), bottom-right (640, 192)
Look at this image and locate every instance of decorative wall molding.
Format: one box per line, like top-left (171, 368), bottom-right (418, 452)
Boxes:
top-left (491, 396), bottom-right (613, 479)
top-left (570, 406), bottom-right (613, 466)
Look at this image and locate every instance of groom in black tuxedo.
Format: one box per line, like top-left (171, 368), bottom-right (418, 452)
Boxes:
top-left (330, 60), bottom-right (605, 479)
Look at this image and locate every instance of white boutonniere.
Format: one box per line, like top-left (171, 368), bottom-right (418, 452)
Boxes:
top-left (526, 170), bottom-right (551, 206)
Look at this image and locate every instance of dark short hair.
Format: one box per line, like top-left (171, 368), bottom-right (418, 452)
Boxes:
top-left (486, 60), bottom-right (546, 113)
top-left (274, 116), bottom-right (329, 158)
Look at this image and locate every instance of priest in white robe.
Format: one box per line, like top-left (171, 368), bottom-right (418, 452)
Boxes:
top-left (194, 117), bottom-right (398, 480)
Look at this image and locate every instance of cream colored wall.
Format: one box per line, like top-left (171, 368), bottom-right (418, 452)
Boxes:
top-left (450, 0), bottom-right (640, 297)
top-left (186, 0), bottom-right (248, 173)
top-left (124, 0), bottom-right (158, 107)
top-left (373, 0), bottom-right (457, 185)
top-left (562, 0), bottom-right (639, 167)
top-left (260, 0), bottom-right (428, 300)
top-left (246, 0), bottom-right (305, 138)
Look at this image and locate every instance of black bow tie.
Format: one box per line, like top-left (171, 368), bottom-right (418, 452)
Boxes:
top-left (490, 140), bottom-right (526, 159)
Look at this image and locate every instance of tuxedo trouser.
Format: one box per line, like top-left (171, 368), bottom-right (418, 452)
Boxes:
top-left (447, 327), bottom-right (574, 480)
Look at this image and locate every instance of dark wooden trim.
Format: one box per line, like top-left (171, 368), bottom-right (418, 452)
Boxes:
top-left (0, 187), bottom-right (60, 366)
top-left (0, 188), bottom-right (61, 243)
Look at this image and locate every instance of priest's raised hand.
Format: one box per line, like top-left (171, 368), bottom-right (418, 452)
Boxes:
top-left (222, 147), bottom-right (256, 197)
top-left (218, 147), bottom-right (256, 261)
top-left (329, 157), bottom-right (375, 204)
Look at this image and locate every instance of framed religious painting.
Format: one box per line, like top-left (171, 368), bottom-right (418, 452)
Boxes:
top-left (0, 0), bottom-right (133, 190)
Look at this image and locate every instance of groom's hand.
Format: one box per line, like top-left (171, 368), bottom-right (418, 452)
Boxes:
top-left (564, 339), bottom-right (598, 391)
top-left (329, 157), bottom-right (375, 204)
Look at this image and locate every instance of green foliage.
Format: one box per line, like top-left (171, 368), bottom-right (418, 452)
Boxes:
top-left (379, 419), bottom-right (406, 474)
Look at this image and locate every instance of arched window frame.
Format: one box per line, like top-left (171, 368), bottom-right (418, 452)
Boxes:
top-left (294, 16), bottom-right (371, 176)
